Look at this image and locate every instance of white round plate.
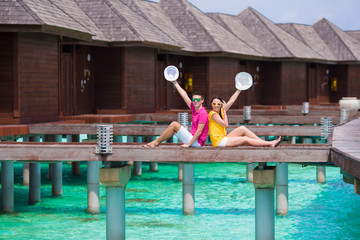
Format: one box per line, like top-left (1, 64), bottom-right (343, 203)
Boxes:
top-left (235, 72), bottom-right (253, 90)
top-left (164, 65), bottom-right (179, 81)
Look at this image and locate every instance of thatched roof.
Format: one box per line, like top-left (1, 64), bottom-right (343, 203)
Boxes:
top-left (237, 7), bottom-right (322, 60)
top-left (1, 0), bottom-right (359, 63)
top-left (0, 0), bottom-right (93, 39)
top-left (278, 23), bottom-right (337, 61)
top-left (313, 19), bottom-right (360, 61)
top-left (207, 13), bottom-right (271, 57)
top-left (159, 0), bottom-right (262, 57)
top-left (119, 0), bottom-right (193, 51)
top-left (75, 0), bottom-right (181, 49)
top-left (49, 0), bottom-right (108, 41)
top-left (346, 31), bottom-right (360, 42)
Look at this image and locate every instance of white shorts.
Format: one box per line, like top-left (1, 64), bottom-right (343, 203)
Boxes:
top-left (217, 137), bottom-right (228, 147)
top-left (175, 126), bottom-right (202, 147)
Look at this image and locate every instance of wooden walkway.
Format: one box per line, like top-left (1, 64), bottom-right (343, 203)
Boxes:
top-left (0, 142), bottom-right (330, 163)
top-left (330, 117), bottom-right (360, 179)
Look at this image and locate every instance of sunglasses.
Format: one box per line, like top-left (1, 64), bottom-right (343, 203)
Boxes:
top-left (192, 98), bottom-right (202, 102)
top-left (212, 103), bottom-right (222, 106)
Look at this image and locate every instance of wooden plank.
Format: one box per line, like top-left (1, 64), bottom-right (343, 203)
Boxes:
top-left (0, 142), bottom-right (330, 163)
top-left (28, 123), bottom-right (321, 136)
top-left (0, 125), bottom-right (29, 137)
top-left (133, 114), bottom-right (340, 124)
top-left (330, 148), bottom-right (360, 179)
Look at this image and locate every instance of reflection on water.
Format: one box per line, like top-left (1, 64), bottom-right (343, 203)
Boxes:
top-left (0, 162), bottom-right (360, 239)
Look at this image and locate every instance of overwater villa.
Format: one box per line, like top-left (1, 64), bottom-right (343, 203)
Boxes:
top-left (0, 0), bottom-right (360, 239)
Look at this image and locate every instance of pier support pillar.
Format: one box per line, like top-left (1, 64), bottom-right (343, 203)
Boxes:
top-left (133, 137), bottom-right (142, 176)
top-left (29, 135), bottom-right (41, 205)
top-left (183, 164), bottom-right (195, 214)
top-left (68, 135), bottom-right (81, 176)
top-left (247, 163), bottom-right (255, 182)
top-left (1, 161), bottom-right (14, 213)
top-left (100, 165), bottom-right (131, 240)
top-left (178, 164), bottom-right (183, 181)
top-left (276, 163), bottom-right (288, 216)
top-left (317, 166), bottom-right (326, 183)
top-left (22, 136), bottom-right (30, 186)
top-left (354, 178), bottom-right (360, 195)
top-left (23, 163), bottom-right (30, 186)
top-left (253, 166), bottom-right (276, 240)
top-left (149, 137), bottom-right (158, 172)
top-left (87, 161), bottom-right (100, 213)
top-left (51, 135), bottom-right (63, 197)
top-left (149, 162), bottom-right (158, 172)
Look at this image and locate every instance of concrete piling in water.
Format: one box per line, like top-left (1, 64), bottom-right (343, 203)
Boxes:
top-left (133, 137), bottom-right (142, 176)
top-left (253, 165), bottom-right (276, 240)
top-left (303, 137), bottom-right (326, 183)
top-left (276, 163), bottom-right (288, 216)
top-left (149, 136), bottom-right (158, 172)
top-left (87, 161), bottom-right (100, 213)
top-left (247, 163), bottom-right (255, 182)
top-left (183, 164), bottom-right (195, 214)
top-left (317, 166), bottom-right (326, 184)
top-left (100, 165), bottom-right (131, 240)
top-left (23, 163), bottom-right (30, 186)
top-left (68, 135), bottom-right (81, 176)
top-left (22, 136), bottom-right (30, 186)
top-left (51, 135), bottom-right (63, 197)
top-left (1, 161), bottom-right (14, 213)
top-left (29, 135), bottom-right (41, 205)
top-left (172, 137), bottom-right (183, 181)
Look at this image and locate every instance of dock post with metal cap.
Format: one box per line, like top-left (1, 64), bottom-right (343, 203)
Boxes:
top-left (97, 126), bottom-right (130, 240)
top-left (253, 165), bottom-right (276, 240)
top-left (100, 165), bottom-right (131, 240)
top-left (29, 135), bottom-right (41, 205)
top-left (178, 112), bottom-right (195, 214)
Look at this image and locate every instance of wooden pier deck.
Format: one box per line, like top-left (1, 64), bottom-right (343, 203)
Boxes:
top-left (0, 142), bottom-right (330, 163)
top-left (330, 117), bottom-right (360, 179)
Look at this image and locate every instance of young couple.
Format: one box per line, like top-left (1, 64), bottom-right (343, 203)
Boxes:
top-left (144, 80), bottom-right (282, 148)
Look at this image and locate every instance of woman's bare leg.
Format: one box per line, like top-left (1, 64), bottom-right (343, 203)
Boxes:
top-left (227, 126), bottom-right (262, 140)
top-left (226, 136), bottom-right (281, 147)
top-left (145, 122), bottom-right (182, 147)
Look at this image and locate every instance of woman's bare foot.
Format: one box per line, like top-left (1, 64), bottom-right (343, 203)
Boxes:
top-left (143, 141), bottom-right (158, 148)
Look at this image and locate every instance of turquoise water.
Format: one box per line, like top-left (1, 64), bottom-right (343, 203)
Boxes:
top-left (1, 162), bottom-right (360, 239)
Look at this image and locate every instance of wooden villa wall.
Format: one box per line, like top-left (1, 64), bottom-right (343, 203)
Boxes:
top-left (329, 65), bottom-right (348, 103)
top-left (281, 62), bottom-right (307, 105)
top-left (17, 33), bottom-right (59, 123)
top-left (124, 47), bottom-right (155, 113)
top-left (93, 47), bottom-right (123, 113)
top-left (167, 54), bottom-right (185, 109)
top-left (0, 33), bottom-right (14, 123)
top-left (348, 65), bottom-right (360, 99)
top-left (185, 56), bottom-right (208, 103)
top-left (317, 64), bottom-right (330, 104)
top-left (261, 62), bottom-right (281, 105)
top-left (208, 57), bottom-right (238, 108)
top-left (166, 55), bottom-right (207, 110)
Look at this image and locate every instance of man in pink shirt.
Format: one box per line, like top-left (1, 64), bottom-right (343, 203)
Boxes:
top-left (144, 81), bottom-right (209, 148)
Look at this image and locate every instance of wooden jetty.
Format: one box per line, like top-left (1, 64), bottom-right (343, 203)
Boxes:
top-left (330, 117), bottom-right (360, 181)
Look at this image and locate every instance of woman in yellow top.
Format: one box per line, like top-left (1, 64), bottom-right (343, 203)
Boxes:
top-left (208, 89), bottom-right (282, 147)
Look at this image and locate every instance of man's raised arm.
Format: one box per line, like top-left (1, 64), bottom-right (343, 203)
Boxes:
top-left (172, 81), bottom-right (192, 109)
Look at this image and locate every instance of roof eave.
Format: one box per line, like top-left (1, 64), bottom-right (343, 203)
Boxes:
top-left (109, 41), bottom-right (182, 51)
